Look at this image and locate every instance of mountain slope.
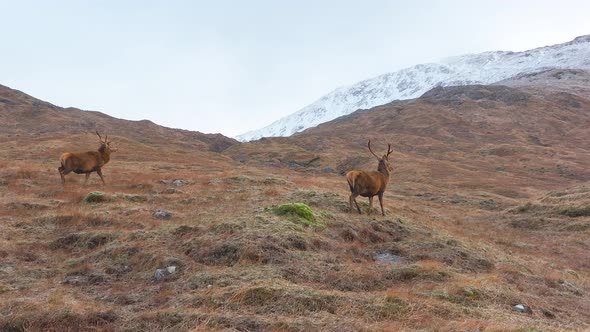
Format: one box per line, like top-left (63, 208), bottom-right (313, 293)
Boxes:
top-left (228, 80), bottom-right (590, 197)
top-left (0, 84), bottom-right (237, 152)
top-left (237, 35), bottom-right (590, 141)
top-left (2, 81), bottom-right (590, 331)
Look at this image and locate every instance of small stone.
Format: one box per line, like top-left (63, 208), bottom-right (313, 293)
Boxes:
top-left (172, 179), bottom-right (191, 187)
top-left (63, 273), bottom-right (106, 285)
top-left (63, 275), bottom-right (88, 285)
top-left (159, 179), bottom-right (192, 187)
top-left (559, 280), bottom-right (583, 295)
top-left (514, 304), bottom-right (532, 314)
top-left (153, 210), bottom-right (172, 220)
top-left (154, 265), bottom-right (177, 280)
top-left (374, 252), bottom-right (403, 263)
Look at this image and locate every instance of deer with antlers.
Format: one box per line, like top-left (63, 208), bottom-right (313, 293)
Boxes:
top-left (346, 140), bottom-right (393, 216)
top-left (58, 131), bottom-right (117, 186)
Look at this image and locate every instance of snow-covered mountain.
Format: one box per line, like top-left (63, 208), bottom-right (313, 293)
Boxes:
top-left (237, 35), bottom-right (590, 142)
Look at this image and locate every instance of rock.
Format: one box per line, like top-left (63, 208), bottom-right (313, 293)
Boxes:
top-left (153, 210), bottom-right (172, 220)
top-left (159, 179), bottom-right (192, 187)
top-left (0, 264), bottom-right (15, 273)
top-left (514, 304), bottom-right (532, 314)
top-left (154, 265), bottom-right (177, 280)
top-left (559, 280), bottom-right (583, 295)
top-left (172, 179), bottom-right (192, 187)
top-left (63, 273), bottom-right (106, 285)
top-left (374, 252), bottom-right (403, 263)
top-left (63, 275), bottom-right (88, 285)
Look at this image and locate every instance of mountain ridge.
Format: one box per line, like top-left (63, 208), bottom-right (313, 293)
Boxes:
top-left (237, 34), bottom-right (590, 141)
top-left (0, 84), bottom-right (238, 152)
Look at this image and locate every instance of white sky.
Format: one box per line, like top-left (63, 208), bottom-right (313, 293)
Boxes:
top-left (1, 0), bottom-right (589, 137)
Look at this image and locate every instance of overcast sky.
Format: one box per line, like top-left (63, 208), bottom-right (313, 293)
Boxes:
top-left (2, 1), bottom-right (589, 137)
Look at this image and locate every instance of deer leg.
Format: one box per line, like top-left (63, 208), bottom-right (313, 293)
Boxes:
top-left (84, 173), bottom-right (91, 185)
top-left (368, 196), bottom-right (374, 215)
top-left (58, 166), bottom-right (66, 185)
top-left (97, 168), bottom-right (106, 185)
top-left (378, 192), bottom-right (385, 216)
top-left (350, 193), bottom-right (361, 214)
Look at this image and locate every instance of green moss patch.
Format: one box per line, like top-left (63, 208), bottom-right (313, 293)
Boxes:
top-left (272, 203), bottom-right (317, 226)
top-left (84, 191), bottom-right (107, 203)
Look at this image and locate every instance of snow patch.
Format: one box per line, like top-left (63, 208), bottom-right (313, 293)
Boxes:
top-left (237, 35), bottom-right (590, 142)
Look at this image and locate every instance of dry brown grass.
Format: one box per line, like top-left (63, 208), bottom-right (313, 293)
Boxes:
top-left (2, 85), bottom-right (590, 331)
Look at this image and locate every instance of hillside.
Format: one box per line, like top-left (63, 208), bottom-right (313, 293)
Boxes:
top-left (1, 80), bottom-right (589, 331)
top-left (0, 84), bottom-right (237, 153)
top-left (237, 35), bottom-right (590, 141)
top-left (229, 81), bottom-right (590, 197)
top-left (495, 68), bottom-right (590, 96)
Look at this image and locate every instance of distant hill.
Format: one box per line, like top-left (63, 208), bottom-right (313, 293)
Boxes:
top-left (237, 35), bottom-right (590, 141)
top-left (228, 76), bottom-right (590, 196)
top-left (0, 84), bottom-right (237, 153)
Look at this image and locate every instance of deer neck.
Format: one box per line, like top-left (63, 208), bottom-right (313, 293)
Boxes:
top-left (377, 160), bottom-right (390, 180)
top-left (98, 146), bottom-right (111, 164)
top-left (101, 152), bottom-right (111, 164)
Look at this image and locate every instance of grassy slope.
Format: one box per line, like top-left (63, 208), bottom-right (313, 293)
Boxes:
top-left (0, 82), bottom-right (589, 331)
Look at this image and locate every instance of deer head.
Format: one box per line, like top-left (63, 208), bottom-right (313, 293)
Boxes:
top-left (368, 140), bottom-right (393, 173)
top-left (96, 131), bottom-right (117, 153)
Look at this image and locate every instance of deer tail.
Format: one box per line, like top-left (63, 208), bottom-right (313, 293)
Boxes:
top-left (60, 152), bottom-right (72, 168)
top-left (346, 173), bottom-right (355, 192)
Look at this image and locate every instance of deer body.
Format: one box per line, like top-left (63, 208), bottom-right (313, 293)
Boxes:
top-left (346, 141), bottom-right (393, 216)
top-left (58, 132), bottom-right (115, 185)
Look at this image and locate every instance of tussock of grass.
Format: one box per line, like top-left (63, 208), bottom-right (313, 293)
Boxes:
top-left (50, 232), bottom-right (115, 250)
top-left (289, 190), bottom-right (350, 212)
top-left (435, 286), bottom-right (486, 305)
top-left (377, 295), bottom-right (410, 320)
top-left (512, 202), bottom-right (544, 213)
top-left (272, 203), bottom-right (317, 226)
top-left (558, 206), bottom-right (590, 217)
top-left (119, 193), bottom-right (147, 202)
top-left (227, 175), bottom-right (256, 183)
top-left (390, 265), bottom-right (450, 282)
top-left (1, 311), bottom-right (119, 331)
top-left (209, 222), bottom-right (245, 234)
top-left (185, 241), bottom-right (242, 266)
top-left (230, 286), bottom-right (338, 314)
top-left (84, 191), bottom-right (107, 203)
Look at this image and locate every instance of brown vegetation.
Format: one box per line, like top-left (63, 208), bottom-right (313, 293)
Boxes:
top-left (1, 76), bottom-right (590, 331)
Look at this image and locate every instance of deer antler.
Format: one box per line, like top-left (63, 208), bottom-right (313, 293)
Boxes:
top-left (368, 140), bottom-right (380, 159)
top-left (387, 144), bottom-right (393, 157)
top-left (96, 131), bottom-right (103, 142)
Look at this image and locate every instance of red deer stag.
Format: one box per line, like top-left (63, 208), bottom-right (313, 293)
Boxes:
top-left (346, 140), bottom-right (393, 216)
top-left (58, 131), bottom-right (116, 186)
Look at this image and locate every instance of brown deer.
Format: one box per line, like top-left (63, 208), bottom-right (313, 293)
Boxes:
top-left (346, 140), bottom-right (393, 216)
top-left (58, 131), bottom-right (117, 186)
